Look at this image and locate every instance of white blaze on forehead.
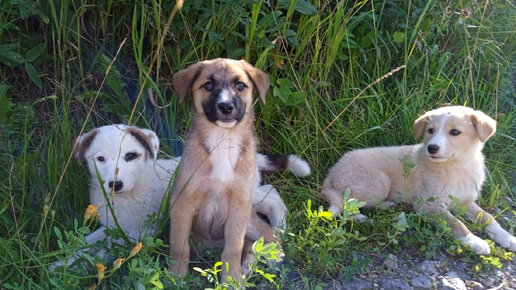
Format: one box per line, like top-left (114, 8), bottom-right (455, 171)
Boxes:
top-left (218, 89), bottom-right (232, 103)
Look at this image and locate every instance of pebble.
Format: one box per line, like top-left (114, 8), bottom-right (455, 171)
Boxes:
top-left (383, 254), bottom-right (398, 270)
top-left (338, 278), bottom-right (373, 290)
top-left (411, 275), bottom-right (432, 289)
top-left (437, 276), bottom-right (467, 290)
top-left (416, 260), bottom-right (440, 276)
top-left (377, 277), bottom-right (410, 289)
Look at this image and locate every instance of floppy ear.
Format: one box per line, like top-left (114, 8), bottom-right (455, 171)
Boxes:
top-left (413, 113), bottom-right (430, 140)
top-left (240, 60), bottom-right (269, 104)
top-left (127, 127), bottom-right (160, 159)
top-left (470, 110), bottom-right (496, 143)
top-left (74, 129), bottom-right (98, 164)
top-left (173, 62), bottom-right (202, 104)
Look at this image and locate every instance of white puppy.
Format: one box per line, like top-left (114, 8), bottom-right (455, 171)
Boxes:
top-left (322, 106), bottom-right (516, 255)
top-left (74, 124), bottom-right (179, 242)
top-left (52, 124), bottom-right (179, 269)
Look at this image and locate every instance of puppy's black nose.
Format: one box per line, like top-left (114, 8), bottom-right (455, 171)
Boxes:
top-left (109, 181), bottom-right (123, 192)
top-left (427, 144), bottom-right (439, 154)
top-left (218, 102), bottom-right (234, 115)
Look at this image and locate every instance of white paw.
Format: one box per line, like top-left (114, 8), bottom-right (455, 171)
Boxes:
top-left (460, 234), bottom-right (490, 255)
top-left (497, 234), bottom-right (516, 252)
top-left (485, 223), bottom-right (516, 252)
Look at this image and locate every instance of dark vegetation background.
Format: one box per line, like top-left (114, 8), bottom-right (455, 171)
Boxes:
top-left (0, 0), bottom-right (515, 288)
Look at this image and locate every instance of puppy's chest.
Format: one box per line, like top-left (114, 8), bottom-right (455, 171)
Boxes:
top-left (204, 130), bottom-right (243, 182)
top-left (425, 164), bottom-right (484, 202)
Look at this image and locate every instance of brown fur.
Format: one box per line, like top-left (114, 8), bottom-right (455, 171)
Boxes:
top-left (168, 58), bottom-right (275, 281)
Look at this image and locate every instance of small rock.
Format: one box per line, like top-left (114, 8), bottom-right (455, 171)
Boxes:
top-left (483, 277), bottom-right (495, 288)
top-left (383, 254), bottom-right (398, 271)
top-left (416, 260), bottom-right (440, 276)
top-left (377, 277), bottom-right (410, 289)
top-left (338, 278), bottom-right (373, 290)
top-left (437, 276), bottom-right (467, 290)
top-left (465, 280), bottom-right (485, 289)
top-left (445, 271), bottom-right (459, 279)
top-left (411, 275), bottom-right (433, 289)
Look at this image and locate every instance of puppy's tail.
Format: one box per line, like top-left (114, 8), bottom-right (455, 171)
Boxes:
top-left (256, 153), bottom-right (311, 177)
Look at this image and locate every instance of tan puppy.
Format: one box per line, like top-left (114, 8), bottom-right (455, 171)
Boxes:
top-left (169, 58), bottom-right (275, 281)
top-left (322, 106), bottom-right (516, 255)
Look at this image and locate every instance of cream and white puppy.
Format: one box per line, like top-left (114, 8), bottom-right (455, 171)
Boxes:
top-left (322, 106), bottom-right (516, 255)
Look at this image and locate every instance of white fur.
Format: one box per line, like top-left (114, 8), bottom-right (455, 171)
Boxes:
top-left (215, 120), bottom-right (237, 128)
top-left (252, 185), bottom-right (288, 231)
top-left (52, 125), bottom-right (179, 269)
top-left (218, 89), bottom-right (232, 103)
top-left (485, 222), bottom-right (516, 252)
top-left (205, 127), bottom-right (241, 182)
top-left (459, 234), bottom-right (490, 255)
top-left (287, 155), bottom-right (312, 177)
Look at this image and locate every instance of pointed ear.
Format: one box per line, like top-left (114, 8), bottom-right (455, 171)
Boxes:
top-left (413, 113), bottom-right (430, 140)
top-left (240, 60), bottom-right (269, 104)
top-left (127, 127), bottom-right (160, 159)
top-left (74, 129), bottom-right (98, 164)
top-left (173, 62), bottom-right (202, 104)
top-left (470, 110), bottom-right (496, 143)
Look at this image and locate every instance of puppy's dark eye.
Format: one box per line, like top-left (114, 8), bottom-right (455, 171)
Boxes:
top-left (428, 128), bottom-right (434, 134)
top-left (449, 129), bottom-right (461, 136)
top-left (97, 156), bottom-right (105, 162)
top-left (235, 81), bottom-right (247, 91)
top-left (201, 81), bottom-right (215, 91)
top-left (125, 152), bottom-right (138, 162)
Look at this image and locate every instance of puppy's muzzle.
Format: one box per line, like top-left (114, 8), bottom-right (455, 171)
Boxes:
top-left (203, 90), bottom-right (245, 126)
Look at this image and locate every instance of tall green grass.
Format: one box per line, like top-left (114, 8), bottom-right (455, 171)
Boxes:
top-left (1, 0), bottom-right (515, 288)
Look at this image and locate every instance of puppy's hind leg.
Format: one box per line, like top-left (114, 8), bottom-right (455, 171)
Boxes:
top-left (322, 166), bottom-right (391, 216)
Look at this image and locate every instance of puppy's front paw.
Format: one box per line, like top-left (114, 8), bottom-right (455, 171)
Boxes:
top-left (485, 223), bottom-right (516, 252)
top-left (460, 234), bottom-right (490, 255)
top-left (498, 235), bottom-right (516, 252)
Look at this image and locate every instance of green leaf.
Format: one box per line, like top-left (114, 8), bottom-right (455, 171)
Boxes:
top-left (318, 211), bottom-right (333, 221)
top-left (25, 43), bottom-right (46, 62)
top-left (151, 280), bottom-right (163, 289)
top-left (277, 78), bottom-right (294, 89)
top-left (53, 227), bottom-right (63, 241)
top-left (24, 62), bottom-right (42, 88)
top-left (0, 44), bottom-right (26, 66)
top-left (295, 0), bottom-right (318, 15)
top-left (286, 91), bottom-right (307, 105)
top-left (393, 31), bottom-right (405, 43)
